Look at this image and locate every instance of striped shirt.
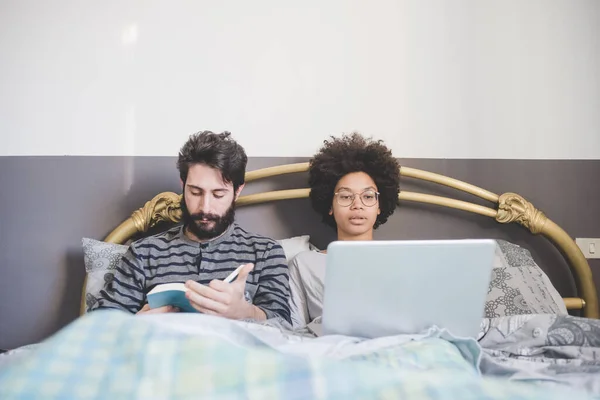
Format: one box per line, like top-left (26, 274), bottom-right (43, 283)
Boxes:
top-left (94, 223), bottom-right (291, 324)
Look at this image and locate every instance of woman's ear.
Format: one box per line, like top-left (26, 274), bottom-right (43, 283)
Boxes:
top-left (329, 208), bottom-right (333, 216)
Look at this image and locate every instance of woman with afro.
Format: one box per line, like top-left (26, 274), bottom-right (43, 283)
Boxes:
top-left (289, 132), bottom-right (401, 329)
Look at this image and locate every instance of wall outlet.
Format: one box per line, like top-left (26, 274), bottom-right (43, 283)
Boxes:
top-left (575, 238), bottom-right (600, 259)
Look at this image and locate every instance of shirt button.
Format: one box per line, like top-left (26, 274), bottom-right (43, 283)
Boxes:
top-left (532, 327), bottom-right (543, 338)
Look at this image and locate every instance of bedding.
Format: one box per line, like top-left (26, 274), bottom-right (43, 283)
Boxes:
top-left (1, 311), bottom-right (599, 399)
top-left (478, 314), bottom-right (600, 395)
top-left (14, 234), bottom-right (587, 397)
top-left (486, 240), bottom-right (567, 317)
top-left (298, 314), bottom-right (600, 396)
top-left (276, 234), bottom-right (313, 261)
top-left (82, 238), bottom-right (128, 312)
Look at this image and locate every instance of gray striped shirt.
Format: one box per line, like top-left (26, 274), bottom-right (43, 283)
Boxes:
top-left (94, 223), bottom-right (291, 324)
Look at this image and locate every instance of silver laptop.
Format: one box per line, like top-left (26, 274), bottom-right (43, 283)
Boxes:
top-left (321, 239), bottom-right (496, 339)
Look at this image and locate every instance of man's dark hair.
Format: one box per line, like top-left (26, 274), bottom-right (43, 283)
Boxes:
top-left (308, 132), bottom-right (400, 229)
top-left (177, 131), bottom-right (248, 191)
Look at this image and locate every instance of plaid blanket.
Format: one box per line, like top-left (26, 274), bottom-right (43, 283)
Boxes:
top-left (0, 310), bottom-right (595, 399)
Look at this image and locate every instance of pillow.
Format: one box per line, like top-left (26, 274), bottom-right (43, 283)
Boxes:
top-left (276, 235), bottom-right (312, 261)
top-left (484, 240), bottom-right (567, 318)
top-left (82, 238), bottom-right (128, 313)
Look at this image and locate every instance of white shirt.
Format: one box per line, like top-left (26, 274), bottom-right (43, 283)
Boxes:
top-left (288, 250), bottom-right (327, 329)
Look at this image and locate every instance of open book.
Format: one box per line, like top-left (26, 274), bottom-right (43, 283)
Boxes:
top-left (147, 283), bottom-right (198, 313)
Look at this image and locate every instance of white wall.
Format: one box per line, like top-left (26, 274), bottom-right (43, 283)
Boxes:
top-left (1, 0), bottom-right (599, 159)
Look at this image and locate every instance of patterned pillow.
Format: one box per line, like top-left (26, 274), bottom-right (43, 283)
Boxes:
top-left (484, 240), bottom-right (567, 318)
top-left (82, 238), bottom-right (129, 313)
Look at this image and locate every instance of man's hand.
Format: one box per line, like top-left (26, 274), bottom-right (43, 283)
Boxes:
top-left (136, 304), bottom-right (180, 315)
top-left (184, 263), bottom-right (266, 320)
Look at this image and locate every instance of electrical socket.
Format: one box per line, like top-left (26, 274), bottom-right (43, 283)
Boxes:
top-left (575, 238), bottom-right (600, 259)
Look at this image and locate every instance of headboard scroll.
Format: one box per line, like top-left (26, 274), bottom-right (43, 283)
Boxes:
top-left (103, 193), bottom-right (180, 244)
top-left (94, 162), bottom-right (598, 319)
top-left (130, 192), bottom-right (182, 232)
top-left (496, 192), bottom-right (548, 234)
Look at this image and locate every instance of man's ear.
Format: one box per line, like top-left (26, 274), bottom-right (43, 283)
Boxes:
top-left (234, 183), bottom-right (245, 201)
top-left (180, 179), bottom-right (185, 190)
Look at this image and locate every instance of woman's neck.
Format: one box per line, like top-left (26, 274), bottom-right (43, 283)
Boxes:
top-left (319, 230), bottom-right (373, 254)
top-left (337, 230), bottom-right (373, 242)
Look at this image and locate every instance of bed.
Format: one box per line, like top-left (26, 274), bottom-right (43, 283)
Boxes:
top-left (83, 162), bottom-right (598, 318)
top-left (1, 162), bottom-right (599, 399)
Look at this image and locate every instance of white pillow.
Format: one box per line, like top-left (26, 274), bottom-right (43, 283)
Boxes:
top-left (276, 235), bottom-right (312, 261)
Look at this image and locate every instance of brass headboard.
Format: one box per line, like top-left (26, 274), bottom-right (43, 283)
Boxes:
top-left (82, 162), bottom-right (599, 319)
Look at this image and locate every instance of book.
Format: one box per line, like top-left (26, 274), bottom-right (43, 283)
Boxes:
top-left (147, 283), bottom-right (198, 313)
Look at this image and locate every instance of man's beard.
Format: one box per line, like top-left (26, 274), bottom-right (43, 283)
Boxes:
top-left (180, 197), bottom-right (236, 240)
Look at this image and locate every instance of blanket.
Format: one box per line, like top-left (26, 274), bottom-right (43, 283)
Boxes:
top-left (479, 314), bottom-right (600, 395)
top-left (0, 310), bottom-right (596, 399)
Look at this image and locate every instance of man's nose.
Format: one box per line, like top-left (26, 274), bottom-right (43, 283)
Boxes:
top-left (200, 195), bottom-right (212, 211)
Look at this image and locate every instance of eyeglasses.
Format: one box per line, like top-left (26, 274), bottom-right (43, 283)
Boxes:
top-left (334, 189), bottom-right (380, 207)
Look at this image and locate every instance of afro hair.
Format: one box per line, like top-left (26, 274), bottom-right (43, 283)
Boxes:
top-left (308, 132), bottom-right (400, 229)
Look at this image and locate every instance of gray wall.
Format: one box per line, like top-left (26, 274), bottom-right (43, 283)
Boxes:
top-left (0, 156), bottom-right (599, 349)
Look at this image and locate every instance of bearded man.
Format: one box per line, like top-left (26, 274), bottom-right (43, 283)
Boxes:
top-left (94, 131), bottom-right (291, 325)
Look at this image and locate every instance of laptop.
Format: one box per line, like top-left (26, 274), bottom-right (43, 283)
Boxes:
top-left (321, 239), bottom-right (496, 339)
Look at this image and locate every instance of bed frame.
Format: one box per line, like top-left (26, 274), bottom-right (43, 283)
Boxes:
top-left (81, 162), bottom-right (599, 319)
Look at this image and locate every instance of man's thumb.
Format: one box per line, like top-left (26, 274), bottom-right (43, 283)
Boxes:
top-left (236, 263), bottom-right (254, 283)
